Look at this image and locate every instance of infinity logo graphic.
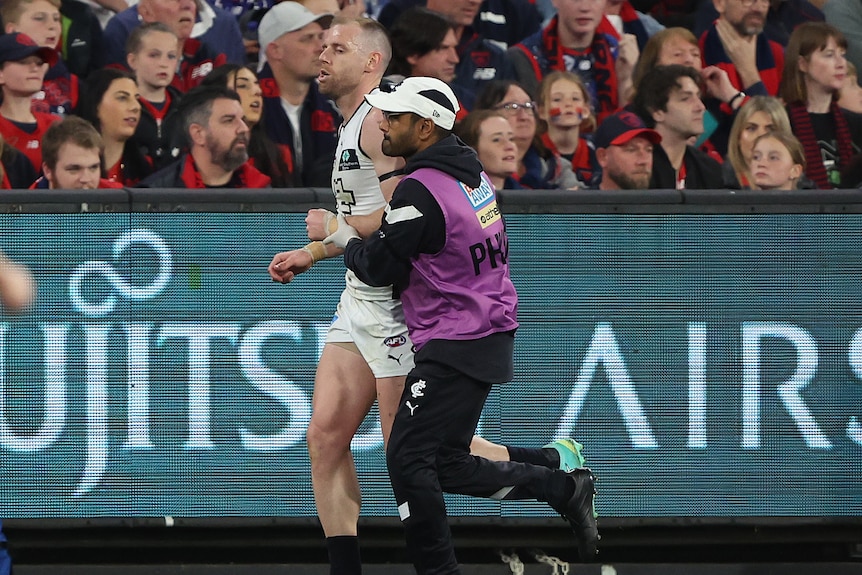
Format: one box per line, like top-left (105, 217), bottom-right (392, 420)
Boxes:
top-left (68, 229), bottom-right (173, 317)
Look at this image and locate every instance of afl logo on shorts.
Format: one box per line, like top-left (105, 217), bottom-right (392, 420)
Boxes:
top-left (384, 335), bottom-right (407, 348)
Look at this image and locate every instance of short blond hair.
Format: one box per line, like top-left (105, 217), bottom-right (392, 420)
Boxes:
top-left (0, 0), bottom-right (61, 27)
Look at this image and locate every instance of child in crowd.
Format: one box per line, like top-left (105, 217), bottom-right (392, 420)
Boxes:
top-left (0, 33), bottom-right (61, 172)
top-left (536, 70), bottom-right (598, 188)
top-left (1, 0), bottom-right (78, 116)
top-left (125, 22), bottom-right (184, 169)
top-left (724, 96), bottom-right (792, 189)
top-left (749, 131), bottom-right (807, 191)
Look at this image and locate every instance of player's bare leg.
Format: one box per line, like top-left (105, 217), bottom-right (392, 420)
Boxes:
top-left (307, 343), bottom-right (377, 537)
top-left (376, 375), bottom-right (406, 448)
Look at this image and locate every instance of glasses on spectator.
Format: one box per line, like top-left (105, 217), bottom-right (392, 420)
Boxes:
top-left (736, 0), bottom-right (768, 7)
top-left (495, 101), bottom-right (537, 115)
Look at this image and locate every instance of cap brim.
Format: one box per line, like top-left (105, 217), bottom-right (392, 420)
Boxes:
top-left (611, 128), bottom-right (661, 146)
top-left (37, 47), bottom-right (58, 67)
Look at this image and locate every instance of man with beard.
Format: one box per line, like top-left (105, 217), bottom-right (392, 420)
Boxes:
top-left (594, 110), bottom-right (661, 190)
top-left (137, 84), bottom-right (271, 188)
top-left (633, 65), bottom-right (723, 189)
top-left (698, 0), bottom-right (785, 153)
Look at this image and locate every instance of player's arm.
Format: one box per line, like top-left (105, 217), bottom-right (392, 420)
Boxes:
top-left (267, 240), bottom-right (343, 284)
top-left (336, 110), bottom-right (405, 237)
top-left (327, 179), bottom-right (444, 287)
top-left (361, 108), bottom-right (405, 203)
top-left (305, 110), bottom-right (405, 244)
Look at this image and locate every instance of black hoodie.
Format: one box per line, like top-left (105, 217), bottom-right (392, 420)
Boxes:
top-left (343, 134), bottom-right (515, 383)
top-left (344, 134), bottom-right (484, 290)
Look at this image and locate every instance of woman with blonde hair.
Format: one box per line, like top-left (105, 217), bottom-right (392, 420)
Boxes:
top-left (725, 96), bottom-right (792, 188)
top-left (749, 131), bottom-right (808, 191)
top-left (780, 22), bottom-right (862, 189)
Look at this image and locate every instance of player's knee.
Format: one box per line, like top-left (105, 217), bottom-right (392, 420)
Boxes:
top-left (306, 418), bottom-right (352, 459)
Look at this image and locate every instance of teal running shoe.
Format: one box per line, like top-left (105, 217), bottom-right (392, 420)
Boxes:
top-left (544, 438), bottom-right (586, 472)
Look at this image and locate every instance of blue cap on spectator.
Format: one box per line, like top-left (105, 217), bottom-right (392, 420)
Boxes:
top-left (0, 33), bottom-right (58, 67)
top-left (594, 110), bottom-right (661, 150)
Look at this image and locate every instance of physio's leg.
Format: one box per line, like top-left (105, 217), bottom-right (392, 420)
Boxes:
top-left (307, 343), bottom-right (377, 537)
top-left (386, 368), bottom-right (482, 575)
top-left (469, 435), bottom-right (586, 471)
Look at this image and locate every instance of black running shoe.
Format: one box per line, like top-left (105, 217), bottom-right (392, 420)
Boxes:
top-left (556, 467), bottom-right (598, 561)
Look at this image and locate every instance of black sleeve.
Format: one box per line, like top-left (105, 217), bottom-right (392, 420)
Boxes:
top-left (2, 147), bottom-right (37, 189)
top-left (343, 178), bottom-right (445, 288)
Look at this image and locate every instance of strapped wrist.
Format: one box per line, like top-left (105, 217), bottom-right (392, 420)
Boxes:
top-left (301, 241), bottom-right (327, 265)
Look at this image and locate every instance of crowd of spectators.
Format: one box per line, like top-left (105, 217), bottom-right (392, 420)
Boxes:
top-left (0, 0), bottom-right (860, 190)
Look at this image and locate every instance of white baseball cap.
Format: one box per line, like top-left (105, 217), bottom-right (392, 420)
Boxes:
top-left (257, 2), bottom-right (333, 71)
top-left (365, 77), bottom-right (460, 130)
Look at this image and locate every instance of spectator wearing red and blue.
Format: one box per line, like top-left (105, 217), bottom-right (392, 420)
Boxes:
top-left (136, 85), bottom-right (271, 188)
top-left (0, 33), bottom-right (61, 172)
top-left (508, 0), bottom-right (640, 124)
top-left (378, 0), bottom-right (542, 50)
top-left (422, 0), bottom-right (516, 102)
top-left (101, 0), bottom-right (242, 70)
top-left (30, 116), bottom-right (125, 189)
top-left (102, 0), bottom-right (227, 93)
top-left (2, 0), bottom-right (77, 116)
top-left (698, 0), bottom-right (785, 154)
top-left (256, 2), bottom-right (338, 187)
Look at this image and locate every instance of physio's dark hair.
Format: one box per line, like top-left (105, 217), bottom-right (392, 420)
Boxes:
top-left (632, 64), bottom-right (702, 128)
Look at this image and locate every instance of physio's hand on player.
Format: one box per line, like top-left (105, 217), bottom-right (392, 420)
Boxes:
top-left (306, 209), bottom-right (338, 241)
top-left (323, 214), bottom-right (360, 249)
top-left (268, 249), bottom-right (314, 283)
